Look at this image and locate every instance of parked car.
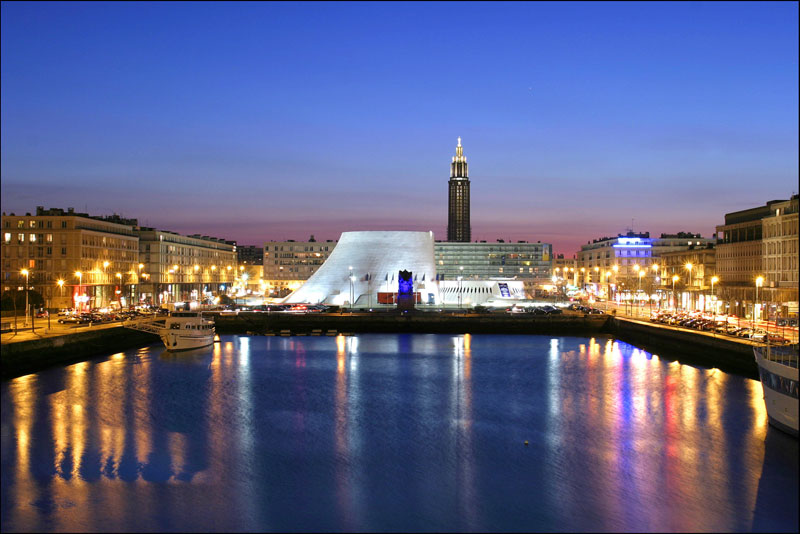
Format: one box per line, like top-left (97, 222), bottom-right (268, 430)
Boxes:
top-left (35, 309), bottom-right (49, 318)
top-left (58, 315), bottom-right (88, 324)
top-left (763, 334), bottom-right (791, 345)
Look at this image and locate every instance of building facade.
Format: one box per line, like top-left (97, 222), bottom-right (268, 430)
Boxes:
top-left (135, 228), bottom-right (236, 306)
top-left (715, 197), bottom-right (799, 319)
top-left (434, 240), bottom-right (553, 297)
top-left (657, 245), bottom-right (717, 312)
top-left (576, 231), bottom-right (714, 299)
top-left (760, 195), bottom-right (798, 318)
top-left (2, 207), bottom-right (140, 311)
top-left (447, 137), bottom-right (471, 242)
top-left (263, 239), bottom-right (337, 297)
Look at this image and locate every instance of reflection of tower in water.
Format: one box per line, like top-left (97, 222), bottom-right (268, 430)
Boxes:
top-left (451, 334), bottom-right (476, 526)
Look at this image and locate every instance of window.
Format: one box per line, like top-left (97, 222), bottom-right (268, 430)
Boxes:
top-left (17, 233), bottom-right (24, 243)
top-left (29, 221), bottom-right (36, 228)
top-left (29, 234), bottom-right (36, 243)
top-left (61, 221), bottom-right (67, 228)
top-left (3, 233), bottom-right (10, 244)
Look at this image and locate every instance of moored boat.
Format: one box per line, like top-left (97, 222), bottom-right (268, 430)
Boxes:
top-left (159, 311), bottom-right (216, 351)
top-left (753, 342), bottom-right (799, 437)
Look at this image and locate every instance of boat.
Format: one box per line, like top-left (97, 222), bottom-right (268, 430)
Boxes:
top-left (753, 342), bottom-right (799, 437)
top-left (159, 311), bottom-right (216, 351)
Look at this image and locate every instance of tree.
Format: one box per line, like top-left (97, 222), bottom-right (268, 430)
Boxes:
top-left (1, 289), bottom-right (44, 311)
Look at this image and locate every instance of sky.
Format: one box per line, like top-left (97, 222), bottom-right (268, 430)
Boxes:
top-left (1, 1), bottom-right (797, 256)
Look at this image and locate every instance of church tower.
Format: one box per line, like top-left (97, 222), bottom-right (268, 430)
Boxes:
top-left (447, 136), bottom-right (471, 242)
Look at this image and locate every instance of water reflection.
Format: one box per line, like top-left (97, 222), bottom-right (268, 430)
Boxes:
top-left (2, 334), bottom-right (797, 532)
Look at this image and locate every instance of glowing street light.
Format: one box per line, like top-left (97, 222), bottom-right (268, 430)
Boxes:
top-left (755, 276), bottom-right (764, 323)
top-left (21, 268), bottom-right (30, 326)
top-left (672, 275), bottom-right (679, 311)
top-left (708, 275), bottom-right (719, 314)
top-left (75, 271), bottom-right (83, 311)
top-left (57, 279), bottom-right (65, 298)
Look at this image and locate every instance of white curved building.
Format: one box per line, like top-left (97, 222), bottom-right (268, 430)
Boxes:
top-left (283, 231), bottom-right (440, 306)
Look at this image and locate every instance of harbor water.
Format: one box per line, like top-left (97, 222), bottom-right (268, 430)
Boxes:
top-left (1, 334), bottom-right (798, 532)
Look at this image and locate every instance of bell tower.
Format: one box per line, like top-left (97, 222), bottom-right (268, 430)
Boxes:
top-left (447, 137), bottom-right (471, 242)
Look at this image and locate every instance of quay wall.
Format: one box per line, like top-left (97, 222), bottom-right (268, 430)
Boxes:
top-left (1, 328), bottom-right (157, 380)
top-left (211, 312), bottom-right (610, 336)
top-left (2, 313), bottom-right (759, 380)
top-left (608, 317), bottom-right (758, 379)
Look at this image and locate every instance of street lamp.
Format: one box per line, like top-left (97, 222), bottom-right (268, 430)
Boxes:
top-left (672, 275), bottom-right (679, 311)
top-left (685, 263), bottom-right (693, 311)
top-left (57, 279), bottom-right (65, 299)
top-left (755, 276), bottom-right (764, 324)
top-left (75, 271), bottom-right (83, 311)
top-left (710, 276), bottom-right (719, 315)
top-left (651, 264), bottom-right (659, 309)
top-left (115, 272), bottom-right (122, 308)
top-left (21, 269), bottom-right (29, 326)
top-left (349, 274), bottom-right (355, 311)
top-left (459, 266), bottom-right (464, 308)
top-left (637, 270), bottom-right (645, 315)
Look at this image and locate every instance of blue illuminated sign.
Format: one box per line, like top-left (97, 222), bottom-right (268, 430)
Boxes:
top-left (398, 270), bottom-right (413, 295)
top-left (613, 237), bottom-right (652, 248)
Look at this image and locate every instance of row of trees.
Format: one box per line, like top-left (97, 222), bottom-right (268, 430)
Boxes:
top-left (1, 290), bottom-right (44, 312)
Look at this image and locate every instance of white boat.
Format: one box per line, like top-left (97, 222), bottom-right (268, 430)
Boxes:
top-left (753, 342), bottom-right (799, 437)
top-left (159, 311), bottom-right (216, 351)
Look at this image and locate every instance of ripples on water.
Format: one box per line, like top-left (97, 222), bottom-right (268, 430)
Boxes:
top-left (1, 334), bottom-right (798, 532)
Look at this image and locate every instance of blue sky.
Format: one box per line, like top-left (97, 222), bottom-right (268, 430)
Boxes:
top-left (2, 1), bottom-right (797, 255)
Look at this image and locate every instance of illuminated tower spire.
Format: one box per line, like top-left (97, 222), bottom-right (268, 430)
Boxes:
top-left (447, 137), bottom-right (471, 242)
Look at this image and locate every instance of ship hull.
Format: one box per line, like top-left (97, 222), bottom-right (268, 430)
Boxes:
top-left (754, 345), bottom-right (799, 437)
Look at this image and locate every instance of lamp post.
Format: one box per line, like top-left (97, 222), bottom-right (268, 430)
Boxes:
top-left (348, 266), bottom-right (353, 309)
top-left (102, 261), bottom-right (110, 307)
top-left (459, 266), bottom-right (464, 309)
top-left (685, 263), bottom-right (693, 311)
top-left (637, 270), bottom-right (645, 317)
top-left (115, 272), bottom-right (123, 308)
top-left (604, 271), bottom-right (611, 311)
top-left (755, 276), bottom-right (764, 326)
top-left (57, 279), bottom-right (64, 309)
top-left (21, 269), bottom-right (29, 326)
top-left (710, 276), bottom-right (719, 316)
top-left (138, 263), bottom-right (144, 295)
top-left (672, 275), bottom-right (679, 311)
top-left (612, 265), bottom-right (619, 304)
top-left (75, 271), bottom-right (83, 312)
top-left (651, 264), bottom-right (659, 310)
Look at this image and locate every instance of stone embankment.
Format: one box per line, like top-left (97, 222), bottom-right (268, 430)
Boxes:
top-left (1, 312), bottom-right (759, 380)
top-left (1, 327), bottom-right (157, 380)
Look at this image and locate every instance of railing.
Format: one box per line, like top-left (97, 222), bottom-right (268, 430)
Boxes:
top-left (761, 343), bottom-right (799, 369)
top-left (122, 318), bottom-right (164, 335)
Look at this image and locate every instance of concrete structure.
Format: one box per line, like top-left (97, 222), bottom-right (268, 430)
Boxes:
top-left (435, 240), bottom-right (553, 297)
top-left (2, 207), bottom-right (140, 311)
top-left (283, 231), bottom-right (439, 307)
top-left (134, 228), bottom-right (236, 306)
top-left (715, 197), bottom-right (798, 319)
top-left (447, 137), bottom-right (470, 242)
top-left (263, 238), bottom-right (337, 297)
top-left (438, 279), bottom-right (526, 307)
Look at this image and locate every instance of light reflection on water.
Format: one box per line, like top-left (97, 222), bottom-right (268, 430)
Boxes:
top-left (1, 334), bottom-right (797, 532)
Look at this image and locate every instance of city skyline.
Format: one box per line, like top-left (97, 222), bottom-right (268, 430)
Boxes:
top-left (1, 1), bottom-right (797, 255)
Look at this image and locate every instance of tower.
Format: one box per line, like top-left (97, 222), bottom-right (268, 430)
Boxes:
top-left (447, 136), bottom-right (471, 242)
